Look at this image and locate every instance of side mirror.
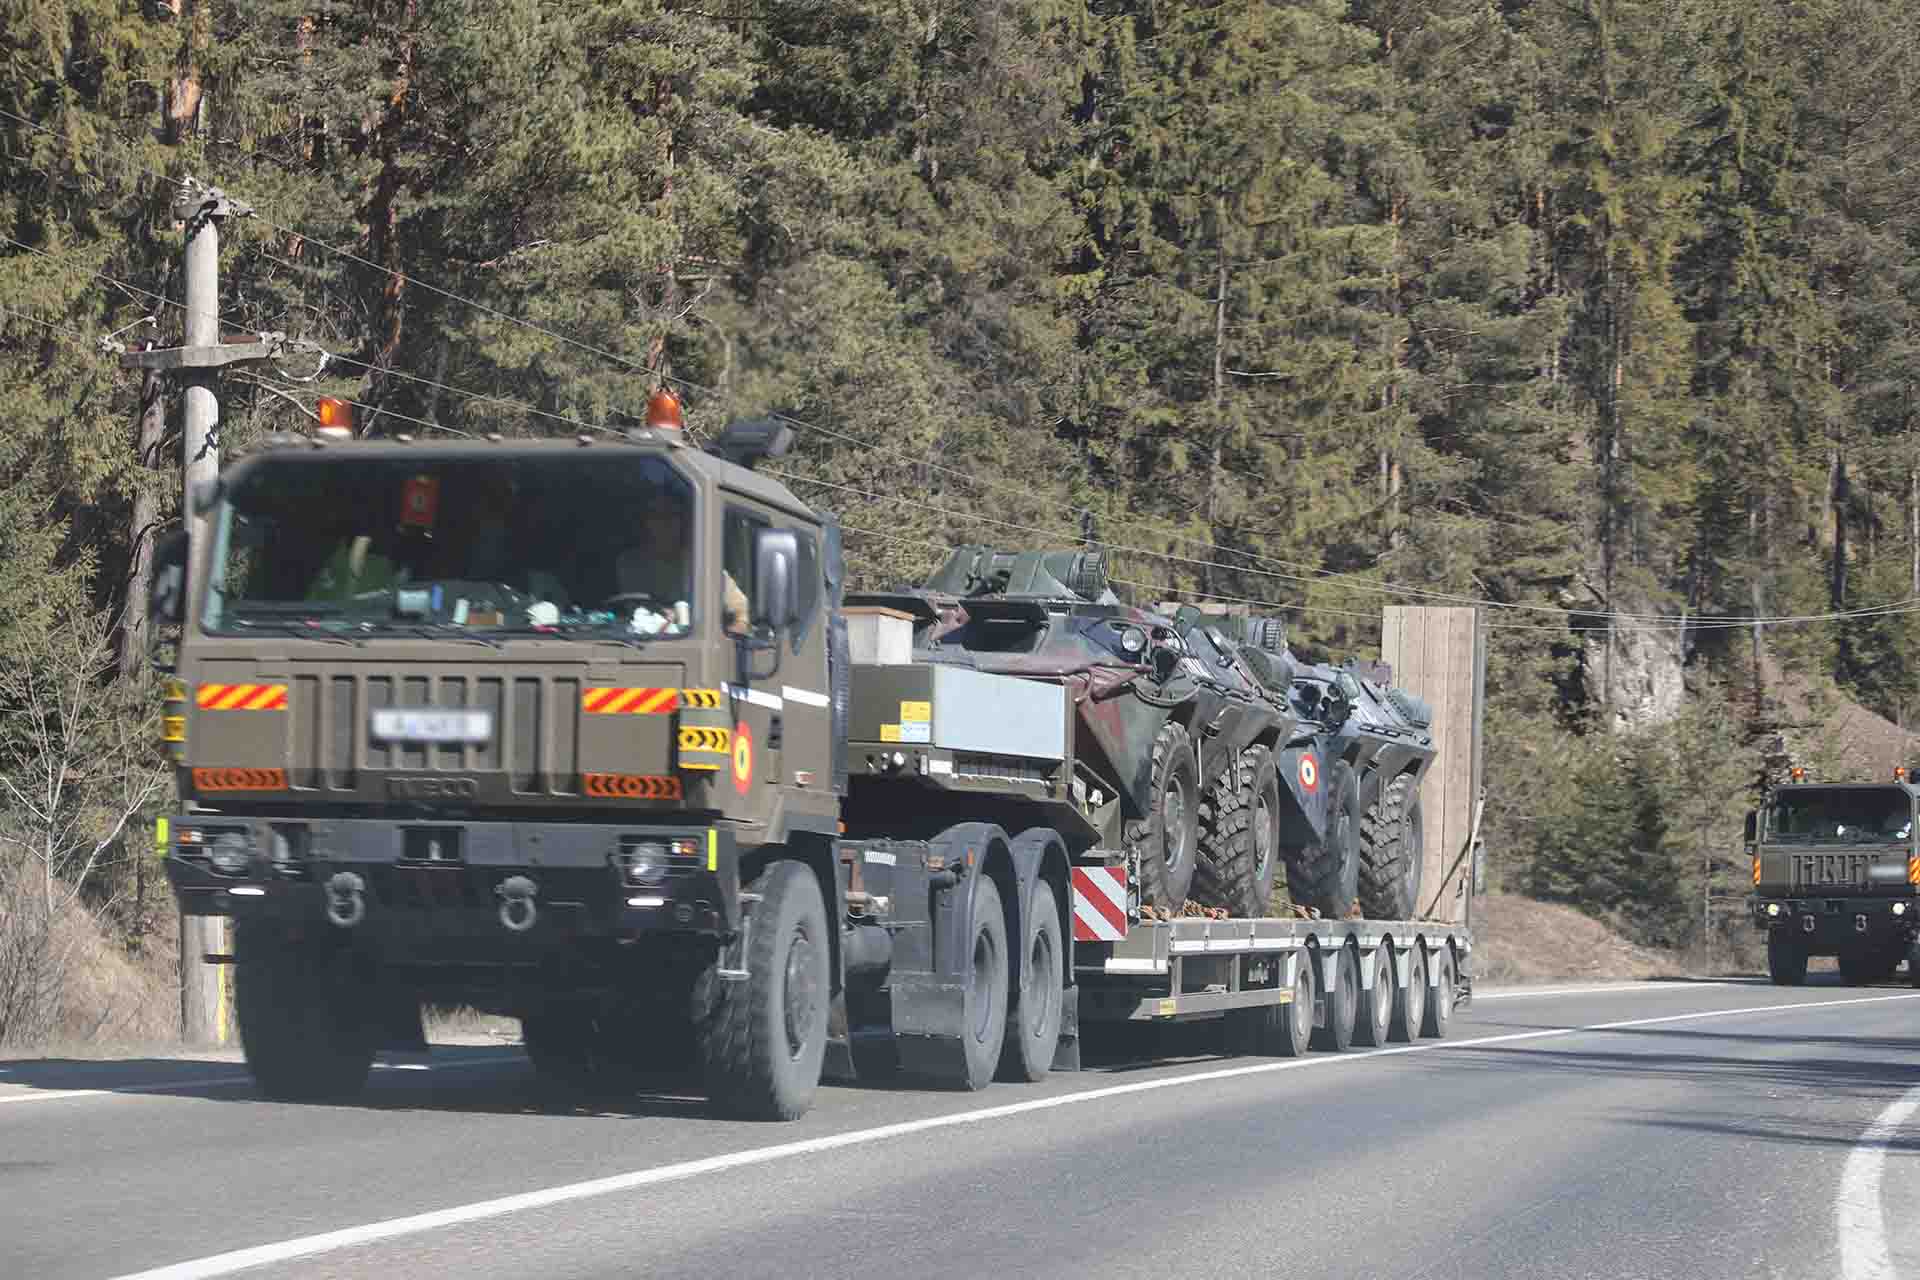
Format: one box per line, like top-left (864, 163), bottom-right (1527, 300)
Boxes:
top-left (753, 529), bottom-right (799, 632)
top-left (1743, 810), bottom-right (1758, 844)
top-left (150, 528), bottom-right (189, 626)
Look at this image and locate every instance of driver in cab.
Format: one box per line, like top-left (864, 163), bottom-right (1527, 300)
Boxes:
top-left (614, 493), bottom-right (749, 637)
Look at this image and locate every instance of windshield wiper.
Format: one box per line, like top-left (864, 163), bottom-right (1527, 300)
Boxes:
top-left (369, 623), bottom-right (504, 649)
top-left (225, 619), bottom-right (362, 646)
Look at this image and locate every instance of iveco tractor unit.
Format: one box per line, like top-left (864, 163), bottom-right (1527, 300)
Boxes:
top-left (153, 390), bottom-right (1472, 1121)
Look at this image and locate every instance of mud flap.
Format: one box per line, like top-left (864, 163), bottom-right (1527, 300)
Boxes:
top-left (889, 974), bottom-right (970, 1078)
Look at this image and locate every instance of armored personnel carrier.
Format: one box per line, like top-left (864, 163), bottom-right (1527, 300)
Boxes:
top-left (1283, 657), bottom-right (1437, 920)
top-left (845, 547), bottom-right (1300, 917)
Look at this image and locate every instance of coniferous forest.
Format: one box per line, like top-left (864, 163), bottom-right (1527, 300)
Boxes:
top-left (7, 0), bottom-right (1920, 1033)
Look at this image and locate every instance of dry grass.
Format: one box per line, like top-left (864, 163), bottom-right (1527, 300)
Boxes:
top-left (1471, 892), bottom-right (1689, 984)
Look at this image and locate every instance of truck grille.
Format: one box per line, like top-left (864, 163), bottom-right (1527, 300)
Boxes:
top-left (1791, 853), bottom-right (1873, 890)
top-left (290, 672), bottom-right (579, 796)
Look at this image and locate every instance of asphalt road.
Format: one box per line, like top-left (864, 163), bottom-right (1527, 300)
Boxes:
top-left (6, 976), bottom-right (1920, 1280)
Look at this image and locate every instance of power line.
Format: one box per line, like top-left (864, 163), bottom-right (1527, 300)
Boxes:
top-left (0, 232), bottom-right (185, 319)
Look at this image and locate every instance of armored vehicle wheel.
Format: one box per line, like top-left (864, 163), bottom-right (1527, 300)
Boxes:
top-left (1287, 757), bottom-right (1362, 920)
top-left (1358, 773), bottom-right (1424, 921)
top-left (1354, 941), bottom-right (1394, 1047)
top-left (998, 879), bottom-right (1065, 1083)
top-left (1767, 934), bottom-right (1809, 986)
top-left (1194, 745), bottom-right (1282, 917)
top-left (696, 860), bottom-right (831, 1120)
top-left (1421, 945), bottom-right (1455, 1039)
top-left (1311, 945), bottom-right (1358, 1052)
top-left (1126, 721), bottom-right (1200, 912)
top-left (1224, 944), bottom-right (1315, 1058)
top-left (1390, 943), bottom-right (1427, 1043)
top-left (233, 923), bottom-right (374, 1102)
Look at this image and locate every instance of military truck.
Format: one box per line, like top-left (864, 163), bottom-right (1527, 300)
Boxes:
top-left (151, 390), bottom-right (1472, 1122)
top-left (1746, 768), bottom-right (1920, 986)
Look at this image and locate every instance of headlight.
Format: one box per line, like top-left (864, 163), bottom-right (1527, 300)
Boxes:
top-left (1895, 902), bottom-right (1908, 917)
top-left (619, 842), bottom-right (668, 886)
top-left (1116, 626), bottom-right (1147, 656)
top-left (1766, 903), bottom-right (1782, 917)
top-left (208, 833), bottom-right (253, 876)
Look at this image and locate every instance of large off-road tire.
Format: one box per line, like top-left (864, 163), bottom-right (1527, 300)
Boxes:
top-left (1767, 934), bottom-right (1809, 986)
top-left (954, 874), bottom-right (1012, 1090)
top-left (1311, 945), bottom-right (1358, 1052)
top-left (233, 923), bottom-right (375, 1102)
top-left (695, 860), bottom-right (831, 1120)
top-left (1286, 757), bottom-right (1361, 919)
top-left (1194, 745), bottom-right (1282, 918)
top-left (1908, 938), bottom-right (1920, 989)
top-left (1358, 773), bottom-right (1424, 921)
top-left (997, 879), bottom-right (1064, 1083)
top-left (1125, 721), bottom-right (1201, 913)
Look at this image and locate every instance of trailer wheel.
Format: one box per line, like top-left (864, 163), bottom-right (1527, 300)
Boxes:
top-left (1126, 721), bottom-right (1201, 912)
top-left (1389, 943), bottom-right (1427, 1043)
top-left (1421, 945), bottom-right (1455, 1039)
top-left (997, 879), bottom-right (1064, 1083)
top-left (1358, 773), bottom-right (1423, 921)
top-left (954, 874), bottom-right (1011, 1089)
top-left (1226, 946), bottom-right (1315, 1058)
top-left (1767, 934), bottom-right (1809, 986)
top-left (1354, 941), bottom-right (1394, 1048)
top-left (1311, 945), bottom-right (1357, 1052)
top-left (696, 860), bottom-right (830, 1120)
top-left (1195, 745), bottom-right (1282, 918)
top-left (233, 923), bottom-right (374, 1102)
top-left (1286, 757), bottom-right (1361, 920)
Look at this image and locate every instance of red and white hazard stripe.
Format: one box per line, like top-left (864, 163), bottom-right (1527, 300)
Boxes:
top-left (1071, 866), bottom-right (1129, 942)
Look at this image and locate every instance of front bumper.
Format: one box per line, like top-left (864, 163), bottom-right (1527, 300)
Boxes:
top-left (164, 814), bottom-right (740, 951)
top-left (1751, 895), bottom-right (1918, 951)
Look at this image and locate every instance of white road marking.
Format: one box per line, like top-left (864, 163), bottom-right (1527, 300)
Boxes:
top-left (112, 990), bottom-right (1920, 1280)
top-left (1838, 1078), bottom-right (1920, 1280)
top-left (0, 1054), bottom-right (518, 1107)
top-left (1474, 980), bottom-right (1747, 1001)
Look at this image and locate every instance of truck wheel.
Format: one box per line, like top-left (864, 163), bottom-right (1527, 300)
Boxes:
top-left (1421, 945), bottom-right (1455, 1039)
top-left (1767, 934), bottom-right (1809, 986)
top-left (233, 923), bottom-right (374, 1102)
top-left (1358, 773), bottom-right (1423, 920)
top-left (1194, 745), bottom-right (1282, 918)
top-left (1908, 939), bottom-right (1920, 988)
top-left (1354, 941), bottom-right (1394, 1047)
top-left (955, 874), bottom-right (1011, 1089)
top-left (1287, 757), bottom-right (1361, 920)
top-left (696, 860), bottom-right (831, 1120)
top-left (997, 879), bottom-right (1064, 1083)
top-left (1389, 943), bottom-right (1427, 1043)
top-left (1225, 945), bottom-right (1315, 1058)
top-left (1311, 945), bottom-right (1358, 1052)
top-left (1125, 721), bottom-right (1200, 912)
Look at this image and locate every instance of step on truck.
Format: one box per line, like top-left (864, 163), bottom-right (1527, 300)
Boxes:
top-left (151, 390), bottom-right (1472, 1120)
top-left (1747, 767), bottom-right (1920, 986)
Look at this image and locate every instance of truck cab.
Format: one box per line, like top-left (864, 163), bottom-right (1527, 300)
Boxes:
top-left (1747, 770), bottom-right (1920, 986)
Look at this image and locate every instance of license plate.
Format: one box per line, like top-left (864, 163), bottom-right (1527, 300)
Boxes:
top-left (371, 708), bottom-right (493, 744)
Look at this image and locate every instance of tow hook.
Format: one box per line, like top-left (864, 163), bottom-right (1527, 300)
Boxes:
top-left (497, 875), bottom-right (539, 932)
top-left (325, 872), bottom-right (367, 929)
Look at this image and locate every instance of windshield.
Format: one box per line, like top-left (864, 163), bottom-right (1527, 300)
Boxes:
top-left (1767, 787), bottom-right (1914, 843)
top-left (201, 453), bottom-right (698, 640)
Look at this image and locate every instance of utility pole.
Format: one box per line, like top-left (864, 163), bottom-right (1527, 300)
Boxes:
top-left (122, 178), bottom-right (278, 1048)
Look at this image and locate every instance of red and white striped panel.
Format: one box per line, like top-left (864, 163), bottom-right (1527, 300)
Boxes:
top-left (1071, 866), bottom-right (1129, 942)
